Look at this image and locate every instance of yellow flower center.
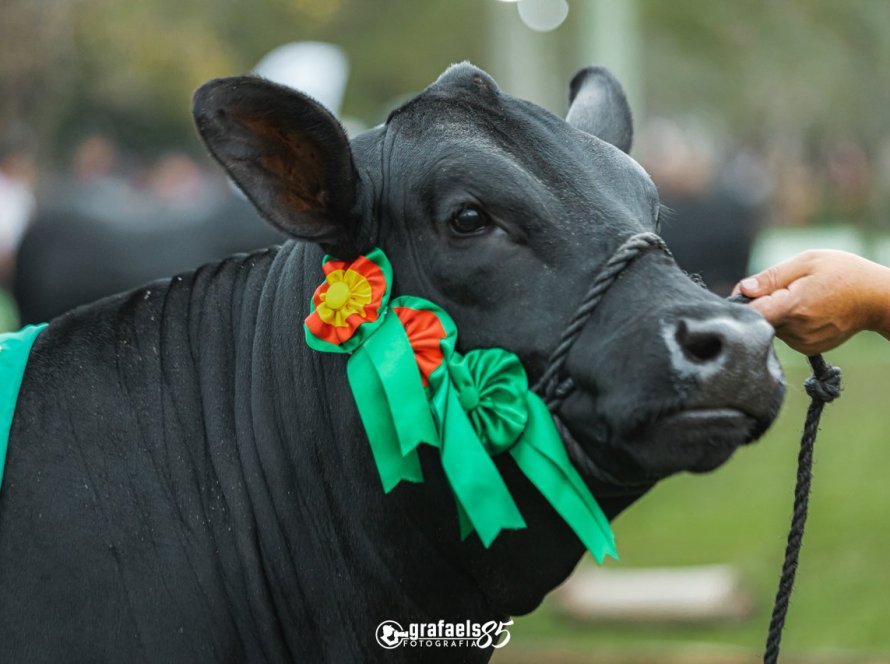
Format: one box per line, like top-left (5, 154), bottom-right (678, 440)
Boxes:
top-left (325, 281), bottom-right (351, 310)
top-left (316, 268), bottom-right (374, 328)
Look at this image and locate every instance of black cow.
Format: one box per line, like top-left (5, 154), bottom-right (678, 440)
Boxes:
top-left (658, 183), bottom-right (761, 297)
top-left (0, 64), bottom-right (784, 662)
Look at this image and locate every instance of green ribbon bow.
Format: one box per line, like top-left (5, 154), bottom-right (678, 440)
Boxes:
top-left (304, 252), bottom-right (617, 563)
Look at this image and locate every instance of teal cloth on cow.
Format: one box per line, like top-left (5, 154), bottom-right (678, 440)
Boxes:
top-left (346, 311), bottom-right (437, 491)
top-left (0, 323), bottom-right (47, 495)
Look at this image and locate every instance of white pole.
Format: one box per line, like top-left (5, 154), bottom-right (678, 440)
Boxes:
top-left (576, 0), bottom-right (644, 125)
top-left (486, 0), bottom-right (561, 109)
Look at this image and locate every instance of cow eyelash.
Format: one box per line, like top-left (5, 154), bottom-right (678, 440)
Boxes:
top-left (655, 204), bottom-right (673, 233)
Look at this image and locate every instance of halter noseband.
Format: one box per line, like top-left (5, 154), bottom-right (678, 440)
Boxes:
top-left (531, 231), bottom-right (671, 482)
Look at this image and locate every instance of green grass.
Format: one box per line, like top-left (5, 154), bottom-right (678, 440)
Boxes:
top-left (0, 290), bottom-right (19, 332)
top-left (501, 333), bottom-right (890, 661)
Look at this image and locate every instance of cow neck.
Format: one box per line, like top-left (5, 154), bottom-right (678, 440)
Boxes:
top-left (189, 241), bottom-right (505, 652)
top-left (239, 243), bottom-right (567, 626)
top-left (136, 239), bottom-right (651, 638)
top-left (176, 241), bottom-right (647, 632)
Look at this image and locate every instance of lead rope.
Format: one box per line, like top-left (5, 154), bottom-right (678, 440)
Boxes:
top-left (760, 354), bottom-right (840, 663)
top-left (726, 298), bottom-right (842, 664)
top-left (532, 232), bottom-right (842, 663)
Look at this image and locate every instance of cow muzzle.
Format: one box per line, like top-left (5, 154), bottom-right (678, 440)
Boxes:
top-left (646, 306), bottom-right (785, 473)
top-left (663, 309), bottom-right (784, 423)
top-left (557, 306), bottom-right (785, 488)
top-left (533, 233), bottom-right (785, 490)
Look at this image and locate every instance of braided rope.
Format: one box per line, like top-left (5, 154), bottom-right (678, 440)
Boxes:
top-left (532, 232), bottom-right (671, 410)
top-left (762, 354), bottom-right (840, 663)
top-left (531, 232), bottom-right (671, 487)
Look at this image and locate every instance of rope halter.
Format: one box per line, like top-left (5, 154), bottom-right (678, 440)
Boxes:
top-left (531, 231), bottom-right (671, 481)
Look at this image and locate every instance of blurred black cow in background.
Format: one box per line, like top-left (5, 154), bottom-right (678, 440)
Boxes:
top-left (641, 119), bottom-right (768, 296)
top-left (658, 184), bottom-right (760, 296)
top-left (14, 189), bottom-right (283, 324)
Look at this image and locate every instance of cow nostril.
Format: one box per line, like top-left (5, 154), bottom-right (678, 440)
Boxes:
top-left (685, 333), bottom-right (723, 363)
top-left (675, 319), bottom-right (724, 364)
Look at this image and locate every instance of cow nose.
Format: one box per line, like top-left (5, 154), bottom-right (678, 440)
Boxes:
top-left (674, 318), bottom-right (724, 364)
top-left (665, 314), bottom-right (777, 380)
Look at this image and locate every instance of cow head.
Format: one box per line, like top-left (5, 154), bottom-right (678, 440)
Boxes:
top-left (193, 64), bottom-right (785, 600)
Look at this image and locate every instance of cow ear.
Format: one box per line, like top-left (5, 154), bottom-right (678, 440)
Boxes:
top-left (193, 75), bottom-right (359, 250)
top-left (566, 66), bottom-right (633, 153)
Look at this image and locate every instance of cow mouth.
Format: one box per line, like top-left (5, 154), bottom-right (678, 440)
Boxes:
top-left (648, 406), bottom-right (759, 472)
top-left (660, 406), bottom-right (755, 440)
top-left (559, 401), bottom-right (776, 490)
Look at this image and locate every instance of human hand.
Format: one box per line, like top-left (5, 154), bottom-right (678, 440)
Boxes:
top-left (733, 250), bottom-right (890, 355)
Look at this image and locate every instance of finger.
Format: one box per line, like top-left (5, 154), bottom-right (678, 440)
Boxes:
top-left (777, 334), bottom-right (824, 356)
top-left (747, 288), bottom-right (797, 326)
top-left (772, 328), bottom-right (814, 355)
top-left (737, 253), bottom-right (813, 297)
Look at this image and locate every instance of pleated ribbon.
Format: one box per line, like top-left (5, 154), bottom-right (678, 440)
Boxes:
top-left (304, 251), bottom-right (616, 563)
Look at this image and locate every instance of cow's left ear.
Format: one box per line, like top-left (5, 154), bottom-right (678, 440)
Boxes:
top-left (566, 66), bottom-right (633, 153)
top-left (193, 76), bottom-right (359, 251)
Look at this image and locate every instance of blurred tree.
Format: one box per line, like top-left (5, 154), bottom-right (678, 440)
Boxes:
top-left (0, 0), bottom-right (77, 149)
top-left (1, 0), bottom-right (488, 161)
top-left (0, 0), bottom-right (888, 190)
top-left (640, 0), bottom-right (890, 147)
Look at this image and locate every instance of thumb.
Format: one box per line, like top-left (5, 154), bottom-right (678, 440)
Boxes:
top-left (737, 254), bottom-right (813, 298)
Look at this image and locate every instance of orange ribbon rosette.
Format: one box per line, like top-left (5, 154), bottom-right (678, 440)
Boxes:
top-left (304, 249), bottom-right (392, 353)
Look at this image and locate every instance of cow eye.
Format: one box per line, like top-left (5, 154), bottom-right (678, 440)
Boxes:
top-left (449, 206), bottom-right (491, 235)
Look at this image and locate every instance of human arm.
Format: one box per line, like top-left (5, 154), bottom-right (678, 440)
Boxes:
top-left (733, 249), bottom-right (890, 355)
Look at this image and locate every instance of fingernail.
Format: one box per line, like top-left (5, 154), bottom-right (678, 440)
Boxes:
top-left (741, 277), bottom-right (759, 291)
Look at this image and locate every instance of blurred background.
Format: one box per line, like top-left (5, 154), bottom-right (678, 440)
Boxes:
top-left (1, 0), bottom-right (889, 661)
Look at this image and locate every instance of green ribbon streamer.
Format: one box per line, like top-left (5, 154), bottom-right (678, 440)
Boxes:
top-left (510, 393), bottom-right (617, 563)
top-left (430, 348), bottom-right (616, 561)
top-left (346, 312), bottom-right (437, 491)
top-left (430, 374), bottom-right (526, 547)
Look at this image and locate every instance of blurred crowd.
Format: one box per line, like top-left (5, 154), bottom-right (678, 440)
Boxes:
top-left (0, 129), bottom-right (232, 274)
top-left (0, 40), bottom-right (359, 328)
top-left (0, 111), bottom-right (888, 324)
top-left (639, 119), bottom-right (890, 294)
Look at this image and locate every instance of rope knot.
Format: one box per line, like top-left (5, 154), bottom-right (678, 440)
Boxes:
top-left (804, 360), bottom-right (841, 403)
